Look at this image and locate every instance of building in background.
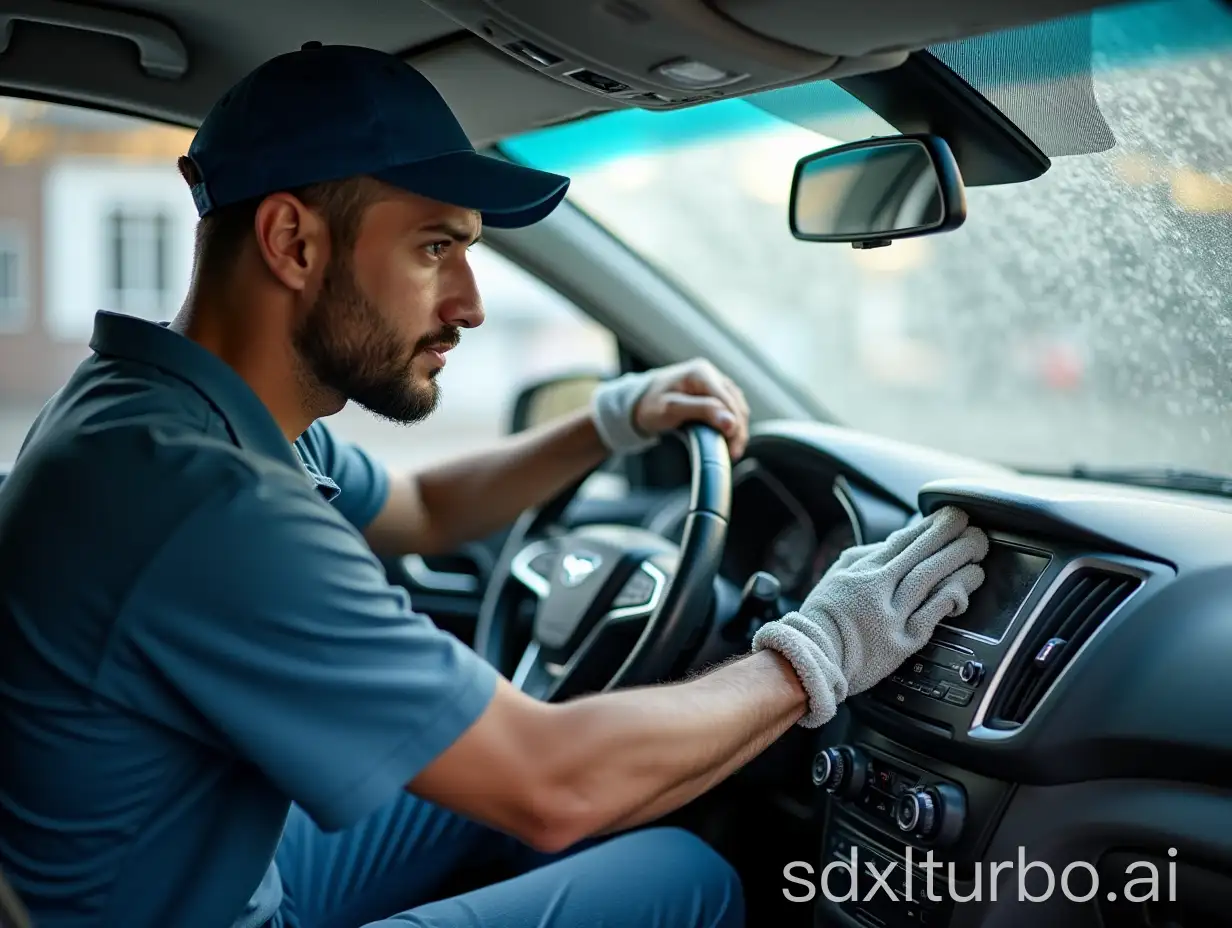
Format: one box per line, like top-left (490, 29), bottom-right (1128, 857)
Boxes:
top-left (0, 99), bottom-right (617, 470)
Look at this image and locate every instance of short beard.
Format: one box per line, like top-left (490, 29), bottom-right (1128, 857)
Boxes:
top-left (292, 250), bottom-right (458, 425)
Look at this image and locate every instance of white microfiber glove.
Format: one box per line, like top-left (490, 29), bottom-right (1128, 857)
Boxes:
top-left (752, 506), bottom-right (989, 728)
top-left (590, 371), bottom-right (660, 455)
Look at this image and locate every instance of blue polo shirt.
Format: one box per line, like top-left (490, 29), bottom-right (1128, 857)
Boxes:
top-left (0, 311), bottom-right (499, 928)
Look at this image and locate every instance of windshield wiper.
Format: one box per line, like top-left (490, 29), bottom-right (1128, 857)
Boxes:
top-left (1052, 465), bottom-right (1232, 498)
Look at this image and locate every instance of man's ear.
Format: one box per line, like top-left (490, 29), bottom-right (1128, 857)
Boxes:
top-left (252, 192), bottom-right (329, 293)
top-left (176, 155), bottom-right (202, 186)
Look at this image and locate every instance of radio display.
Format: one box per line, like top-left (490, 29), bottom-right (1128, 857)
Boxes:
top-left (942, 543), bottom-right (1050, 641)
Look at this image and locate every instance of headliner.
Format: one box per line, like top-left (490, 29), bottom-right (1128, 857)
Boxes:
top-left (0, 0), bottom-right (609, 144)
top-left (0, 0), bottom-right (1128, 145)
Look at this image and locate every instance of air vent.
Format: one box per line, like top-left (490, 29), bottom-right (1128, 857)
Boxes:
top-left (986, 566), bottom-right (1142, 729)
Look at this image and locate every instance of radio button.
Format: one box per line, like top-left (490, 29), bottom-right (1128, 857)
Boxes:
top-left (944, 686), bottom-right (973, 706)
top-left (959, 660), bottom-right (985, 686)
top-left (873, 767), bottom-right (894, 793)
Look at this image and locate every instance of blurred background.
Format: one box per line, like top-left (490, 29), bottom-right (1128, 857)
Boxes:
top-left (502, 0), bottom-right (1232, 474)
top-left (0, 0), bottom-right (1228, 476)
top-left (0, 100), bottom-right (617, 471)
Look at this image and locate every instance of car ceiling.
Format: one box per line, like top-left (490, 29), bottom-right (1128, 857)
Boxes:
top-left (0, 0), bottom-right (1130, 146)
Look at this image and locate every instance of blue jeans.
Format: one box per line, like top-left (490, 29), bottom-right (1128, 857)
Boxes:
top-left (274, 791), bottom-right (744, 928)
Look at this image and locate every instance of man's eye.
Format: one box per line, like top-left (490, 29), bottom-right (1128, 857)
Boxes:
top-left (426, 241), bottom-right (449, 258)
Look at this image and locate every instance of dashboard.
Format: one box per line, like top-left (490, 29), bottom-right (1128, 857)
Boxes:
top-left (720, 459), bottom-right (859, 601)
top-left (694, 420), bottom-right (1232, 928)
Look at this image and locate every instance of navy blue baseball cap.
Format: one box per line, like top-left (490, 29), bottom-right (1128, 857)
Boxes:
top-left (183, 42), bottom-right (570, 228)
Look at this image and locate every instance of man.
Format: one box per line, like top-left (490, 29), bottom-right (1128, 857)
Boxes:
top-left (0, 43), bottom-right (989, 928)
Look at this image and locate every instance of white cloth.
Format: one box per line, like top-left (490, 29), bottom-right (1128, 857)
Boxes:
top-left (753, 506), bottom-right (989, 727)
top-left (590, 371), bottom-right (660, 455)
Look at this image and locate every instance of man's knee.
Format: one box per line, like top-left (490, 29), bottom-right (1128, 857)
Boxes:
top-left (618, 826), bottom-right (744, 926)
top-left (369, 824), bottom-right (745, 928)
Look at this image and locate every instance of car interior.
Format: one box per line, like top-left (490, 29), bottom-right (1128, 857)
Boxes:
top-left (1, 0), bottom-right (1230, 926)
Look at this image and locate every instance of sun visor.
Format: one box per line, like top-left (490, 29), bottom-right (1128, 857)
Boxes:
top-left (714, 0), bottom-right (1130, 57)
top-left (416, 0), bottom-right (908, 110)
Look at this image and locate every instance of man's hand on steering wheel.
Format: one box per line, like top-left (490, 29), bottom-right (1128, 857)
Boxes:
top-left (590, 358), bottom-right (750, 460)
top-left (631, 359), bottom-right (750, 459)
top-left (477, 358), bottom-right (748, 703)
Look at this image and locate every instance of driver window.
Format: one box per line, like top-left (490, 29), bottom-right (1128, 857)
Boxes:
top-left (0, 96), bottom-right (620, 473)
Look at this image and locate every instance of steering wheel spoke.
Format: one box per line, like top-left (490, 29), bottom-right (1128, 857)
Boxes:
top-left (511, 554), bottom-right (673, 699)
top-left (512, 567), bottom-right (663, 701)
top-left (510, 641), bottom-right (562, 700)
top-left (607, 560), bottom-right (668, 620)
top-left (476, 424), bottom-right (731, 698)
top-left (509, 539), bottom-right (556, 598)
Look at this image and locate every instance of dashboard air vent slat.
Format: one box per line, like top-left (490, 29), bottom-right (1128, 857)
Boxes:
top-left (986, 567), bottom-right (1141, 729)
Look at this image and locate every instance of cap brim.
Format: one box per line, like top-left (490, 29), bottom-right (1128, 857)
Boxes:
top-left (373, 151), bottom-right (570, 229)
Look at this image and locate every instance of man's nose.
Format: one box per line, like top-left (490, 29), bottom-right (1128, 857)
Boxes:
top-left (441, 295), bottom-right (484, 329)
top-left (439, 260), bottom-right (485, 329)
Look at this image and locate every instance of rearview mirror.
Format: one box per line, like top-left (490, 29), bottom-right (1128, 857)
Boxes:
top-left (789, 134), bottom-right (965, 248)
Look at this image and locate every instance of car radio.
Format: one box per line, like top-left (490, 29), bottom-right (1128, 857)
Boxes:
top-left (867, 538), bottom-right (1054, 726)
top-left (878, 640), bottom-right (983, 709)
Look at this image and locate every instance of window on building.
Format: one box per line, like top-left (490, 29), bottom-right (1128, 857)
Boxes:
top-left (104, 207), bottom-right (172, 317)
top-left (0, 96), bottom-right (620, 474)
top-left (0, 228), bottom-right (27, 332)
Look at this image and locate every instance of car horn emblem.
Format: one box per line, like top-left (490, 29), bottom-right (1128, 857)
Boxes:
top-left (560, 551), bottom-right (601, 587)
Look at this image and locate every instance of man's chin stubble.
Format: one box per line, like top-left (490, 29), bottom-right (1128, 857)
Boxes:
top-left (362, 369), bottom-right (440, 425)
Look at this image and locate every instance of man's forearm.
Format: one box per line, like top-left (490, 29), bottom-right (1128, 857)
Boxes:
top-left (542, 650), bottom-right (808, 843)
top-left (366, 408), bottom-right (609, 556)
top-left (410, 647), bottom-right (810, 852)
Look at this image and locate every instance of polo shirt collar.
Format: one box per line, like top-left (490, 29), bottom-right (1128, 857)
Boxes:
top-left (89, 311), bottom-right (338, 499)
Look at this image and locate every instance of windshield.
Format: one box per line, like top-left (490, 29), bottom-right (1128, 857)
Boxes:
top-left (503, 0), bottom-right (1232, 473)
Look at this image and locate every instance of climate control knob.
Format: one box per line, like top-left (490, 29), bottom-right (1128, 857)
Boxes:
top-left (896, 787), bottom-right (937, 834)
top-left (811, 746), bottom-right (867, 799)
top-left (894, 782), bottom-right (967, 846)
top-left (959, 660), bottom-right (985, 686)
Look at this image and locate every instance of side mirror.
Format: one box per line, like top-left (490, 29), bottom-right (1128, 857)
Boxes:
top-left (789, 134), bottom-right (966, 248)
top-left (509, 372), bottom-right (605, 434)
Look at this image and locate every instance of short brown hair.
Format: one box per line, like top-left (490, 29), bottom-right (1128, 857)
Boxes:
top-left (179, 159), bottom-right (381, 283)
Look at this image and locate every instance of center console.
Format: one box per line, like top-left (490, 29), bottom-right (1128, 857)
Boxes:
top-left (869, 538), bottom-right (1051, 725)
top-left (811, 732), bottom-right (1011, 928)
top-left (808, 532), bottom-right (1151, 928)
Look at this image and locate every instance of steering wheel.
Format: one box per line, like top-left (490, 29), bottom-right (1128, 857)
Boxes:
top-left (474, 424), bottom-right (731, 701)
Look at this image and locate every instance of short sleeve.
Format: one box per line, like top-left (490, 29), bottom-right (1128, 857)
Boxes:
top-left (295, 420), bottom-right (390, 530)
top-left (122, 464), bottom-right (498, 832)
